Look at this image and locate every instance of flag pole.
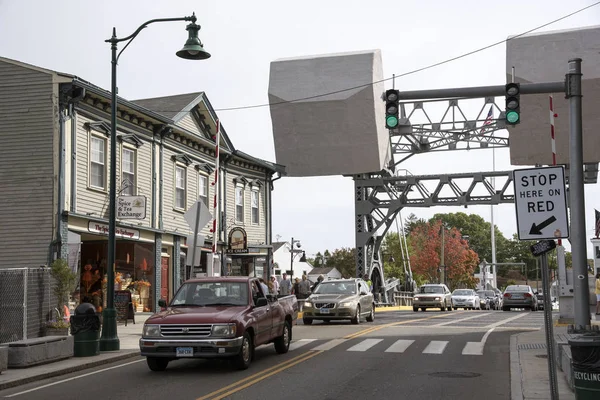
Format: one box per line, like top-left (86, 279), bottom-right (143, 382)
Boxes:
top-left (211, 120), bottom-right (221, 276)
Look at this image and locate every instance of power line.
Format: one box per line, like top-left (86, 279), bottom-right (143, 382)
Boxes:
top-left (206, 2), bottom-right (599, 112)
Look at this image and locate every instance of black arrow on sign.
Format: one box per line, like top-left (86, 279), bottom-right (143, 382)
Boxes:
top-left (529, 216), bottom-right (557, 235)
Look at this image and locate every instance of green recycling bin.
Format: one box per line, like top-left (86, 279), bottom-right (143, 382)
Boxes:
top-left (568, 333), bottom-right (600, 400)
top-left (70, 303), bottom-right (101, 357)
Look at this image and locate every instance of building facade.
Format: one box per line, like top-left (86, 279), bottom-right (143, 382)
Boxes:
top-left (0, 57), bottom-right (284, 316)
top-left (271, 241), bottom-right (313, 279)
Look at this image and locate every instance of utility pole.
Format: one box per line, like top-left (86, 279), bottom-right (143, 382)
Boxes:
top-left (566, 58), bottom-right (591, 331)
top-left (439, 225), bottom-right (445, 285)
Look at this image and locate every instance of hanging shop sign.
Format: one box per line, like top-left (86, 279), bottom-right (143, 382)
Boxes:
top-left (227, 227), bottom-right (248, 254)
top-left (88, 222), bottom-right (140, 240)
top-left (117, 195), bottom-right (147, 219)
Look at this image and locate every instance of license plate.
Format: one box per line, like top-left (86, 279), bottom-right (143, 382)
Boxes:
top-left (512, 295), bottom-right (524, 299)
top-left (176, 347), bottom-right (194, 357)
top-left (320, 308), bottom-right (330, 314)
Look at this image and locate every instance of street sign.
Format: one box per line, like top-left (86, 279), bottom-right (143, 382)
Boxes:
top-left (530, 240), bottom-right (557, 257)
top-left (513, 166), bottom-right (569, 240)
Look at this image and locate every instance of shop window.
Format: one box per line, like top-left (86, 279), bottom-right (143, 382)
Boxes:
top-left (175, 165), bottom-right (186, 210)
top-left (90, 135), bottom-right (106, 189)
top-left (121, 147), bottom-right (136, 195)
top-left (199, 174), bottom-right (208, 206)
top-left (235, 186), bottom-right (244, 222)
top-left (251, 190), bottom-right (259, 225)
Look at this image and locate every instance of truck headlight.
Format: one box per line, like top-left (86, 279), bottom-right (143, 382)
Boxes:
top-left (211, 324), bottom-right (237, 338)
top-left (143, 324), bottom-right (160, 338)
top-left (434, 297), bottom-right (440, 301)
top-left (414, 297), bottom-right (420, 301)
top-left (339, 301), bottom-right (354, 307)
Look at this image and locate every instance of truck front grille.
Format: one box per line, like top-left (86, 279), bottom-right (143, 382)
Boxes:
top-left (160, 324), bottom-right (212, 337)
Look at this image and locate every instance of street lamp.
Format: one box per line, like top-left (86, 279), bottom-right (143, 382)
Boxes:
top-left (289, 238), bottom-right (304, 278)
top-left (100, 13), bottom-right (210, 352)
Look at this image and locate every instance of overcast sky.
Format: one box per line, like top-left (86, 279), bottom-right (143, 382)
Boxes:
top-left (1, 0), bottom-right (599, 258)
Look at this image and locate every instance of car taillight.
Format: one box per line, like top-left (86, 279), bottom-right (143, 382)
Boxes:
top-left (524, 293), bottom-right (532, 298)
top-left (504, 293), bottom-right (511, 298)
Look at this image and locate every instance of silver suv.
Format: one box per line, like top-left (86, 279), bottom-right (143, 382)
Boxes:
top-left (413, 284), bottom-right (452, 312)
top-left (302, 278), bottom-right (375, 325)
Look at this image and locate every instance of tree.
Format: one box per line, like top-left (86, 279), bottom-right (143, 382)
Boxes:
top-left (403, 213), bottom-right (427, 236)
top-left (381, 232), bottom-right (407, 281)
top-left (408, 220), bottom-right (479, 289)
top-left (325, 248), bottom-right (355, 278)
top-left (50, 258), bottom-right (78, 314)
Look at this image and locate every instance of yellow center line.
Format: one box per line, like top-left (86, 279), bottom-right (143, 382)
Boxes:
top-left (345, 311), bottom-right (467, 339)
top-left (195, 351), bottom-right (318, 400)
top-left (200, 351), bottom-right (323, 400)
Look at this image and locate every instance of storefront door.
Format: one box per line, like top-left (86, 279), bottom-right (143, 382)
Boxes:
top-left (161, 257), bottom-right (169, 300)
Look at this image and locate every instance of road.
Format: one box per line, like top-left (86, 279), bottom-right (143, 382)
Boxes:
top-left (0, 309), bottom-right (545, 400)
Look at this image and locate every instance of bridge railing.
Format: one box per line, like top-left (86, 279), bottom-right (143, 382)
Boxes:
top-left (393, 291), bottom-right (414, 306)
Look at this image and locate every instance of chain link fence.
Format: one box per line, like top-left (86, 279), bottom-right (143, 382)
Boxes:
top-left (0, 267), bottom-right (56, 344)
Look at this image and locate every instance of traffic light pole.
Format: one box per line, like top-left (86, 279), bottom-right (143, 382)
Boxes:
top-left (394, 81), bottom-right (564, 100)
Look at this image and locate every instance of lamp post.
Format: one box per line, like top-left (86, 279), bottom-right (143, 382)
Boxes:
top-left (100, 13), bottom-right (210, 352)
top-left (289, 238), bottom-right (304, 279)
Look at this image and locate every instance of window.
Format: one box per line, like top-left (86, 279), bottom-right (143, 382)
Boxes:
top-left (199, 174), bottom-right (208, 206)
top-left (235, 186), bottom-right (244, 222)
top-left (90, 136), bottom-right (106, 189)
top-left (251, 190), bottom-right (259, 224)
top-left (175, 166), bottom-right (186, 209)
top-left (122, 148), bottom-right (135, 195)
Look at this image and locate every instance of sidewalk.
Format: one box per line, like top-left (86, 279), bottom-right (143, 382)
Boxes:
top-left (511, 313), bottom-right (600, 400)
top-left (0, 314), bottom-right (149, 391)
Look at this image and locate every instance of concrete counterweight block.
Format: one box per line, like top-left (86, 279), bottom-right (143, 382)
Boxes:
top-left (268, 49), bottom-right (391, 177)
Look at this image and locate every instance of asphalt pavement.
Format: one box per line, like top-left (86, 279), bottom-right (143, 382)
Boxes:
top-left (1, 308), bottom-right (569, 400)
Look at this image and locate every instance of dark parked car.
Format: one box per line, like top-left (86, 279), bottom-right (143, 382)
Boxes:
top-left (502, 285), bottom-right (538, 311)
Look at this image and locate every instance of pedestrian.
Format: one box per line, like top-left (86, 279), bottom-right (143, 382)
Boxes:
top-left (270, 275), bottom-right (280, 295)
top-left (298, 274), bottom-right (311, 297)
top-left (595, 273), bottom-right (600, 315)
top-left (311, 274), bottom-right (324, 292)
top-left (292, 278), bottom-right (300, 295)
top-left (258, 278), bottom-right (269, 297)
top-left (280, 273), bottom-right (292, 296)
top-left (364, 274), bottom-right (373, 292)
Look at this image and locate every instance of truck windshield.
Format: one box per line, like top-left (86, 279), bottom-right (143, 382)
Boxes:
top-left (171, 282), bottom-right (249, 307)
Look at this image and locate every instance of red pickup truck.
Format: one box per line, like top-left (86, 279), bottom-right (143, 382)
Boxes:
top-left (139, 276), bottom-right (298, 371)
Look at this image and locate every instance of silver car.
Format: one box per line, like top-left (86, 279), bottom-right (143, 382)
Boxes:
top-left (302, 278), bottom-right (374, 325)
top-left (413, 284), bottom-right (452, 312)
top-left (502, 285), bottom-right (538, 311)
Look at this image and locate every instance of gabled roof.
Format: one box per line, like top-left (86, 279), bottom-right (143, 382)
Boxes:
top-left (272, 242), bottom-right (287, 252)
top-left (308, 267), bottom-right (338, 275)
top-left (131, 92), bottom-right (204, 120)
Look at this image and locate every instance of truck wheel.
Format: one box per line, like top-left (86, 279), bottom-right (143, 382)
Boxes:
top-left (302, 318), bottom-right (313, 325)
top-left (366, 306), bottom-right (375, 322)
top-left (233, 332), bottom-right (253, 370)
top-left (413, 307), bottom-right (418, 312)
top-left (351, 306), bottom-right (361, 325)
top-left (274, 321), bottom-right (291, 354)
top-left (146, 357), bottom-right (169, 372)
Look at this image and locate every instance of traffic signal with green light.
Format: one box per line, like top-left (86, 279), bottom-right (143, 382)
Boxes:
top-left (385, 89), bottom-right (400, 129)
top-left (505, 83), bottom-right (520, 125)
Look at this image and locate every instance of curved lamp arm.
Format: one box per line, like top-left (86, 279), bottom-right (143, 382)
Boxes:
top-left (106, 13), bottom-right (197, 62)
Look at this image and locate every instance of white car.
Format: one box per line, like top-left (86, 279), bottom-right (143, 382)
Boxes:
top-left (451, 289), bottom-right (480, 310)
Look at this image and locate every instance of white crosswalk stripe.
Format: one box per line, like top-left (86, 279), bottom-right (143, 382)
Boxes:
top-left (384, 339), bottom-right (415, 353)
top-left (290, 337), bottom-right (489, 356)
top-left (288, 339), bottom-right (317, 351)
top-left (347, 338), bottom-right (383, 352)
top-left (422, 340), bottom-right (449, 354)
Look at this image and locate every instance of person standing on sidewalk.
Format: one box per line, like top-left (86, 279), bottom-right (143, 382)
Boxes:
top-left (595, 273), bottom-right (600, 315)
top-left (280, 273), bottom-right (292, 296)
top-left (270, 275), bottom-right (280, 295)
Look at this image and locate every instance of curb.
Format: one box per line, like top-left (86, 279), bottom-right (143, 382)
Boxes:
top-left (0, 351), bottom-right (141, 391)
top-left (510, 334), bottom-right (524, 400)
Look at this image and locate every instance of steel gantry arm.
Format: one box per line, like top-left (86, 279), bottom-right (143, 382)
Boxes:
top-left (354, 169), bottom-right (514, 303)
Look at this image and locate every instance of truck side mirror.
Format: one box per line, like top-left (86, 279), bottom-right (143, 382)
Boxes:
top-left (158, 299), bottom-right (167, 308)
top-left (255, 297), bottom-right (268, 307)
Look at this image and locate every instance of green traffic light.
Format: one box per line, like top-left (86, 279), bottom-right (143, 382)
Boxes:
top-left (506, 110), bottom-right (520, 124)
top-left (386, 115), bottom-right (399, 128)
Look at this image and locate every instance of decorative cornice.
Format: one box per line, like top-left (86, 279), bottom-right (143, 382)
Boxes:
top-left (172, 153), bottom-right (193, 166)
top-left (195, 162), bottom-right (214, 174)
top-left (118, 133), bottom-right (145, 148)
top-left (83, 121), bottom-right (111, 136)
top-left (233, 176), bottom-right (251, 186)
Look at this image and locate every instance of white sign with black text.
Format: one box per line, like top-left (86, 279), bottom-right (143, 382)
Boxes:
top-left (117, 196), bottom-right (146, 219)
top-left (513, 166), bottom-right (569, 240)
